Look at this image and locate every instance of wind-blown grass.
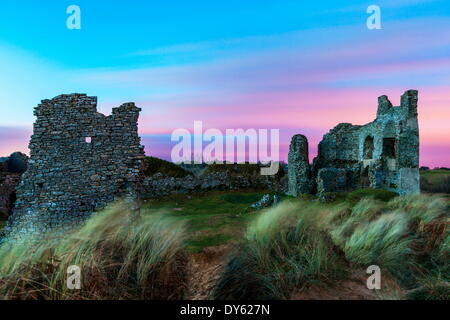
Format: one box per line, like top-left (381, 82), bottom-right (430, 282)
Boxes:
top-left (0, 202), bottom-right (188, 300)
top-left (213, 202), bottom-right (346, 300)
top-left (342, 211), bottom-right (414, 281)
top-left (0, 191), bottom-right (448, 300)
top-left (213, 193), bottom-right (449, 299)
top-left (328, 194), bottom-right (449, 289)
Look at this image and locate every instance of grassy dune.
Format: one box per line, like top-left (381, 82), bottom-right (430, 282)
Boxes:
top-left (0, 203), bottom-right (188, 300)
top-left (214, 193), bottom-right (449, 300)
top-left (0, 188), bottom-right (448, 300)
top-left (142, 191), bottom-right (271, 252)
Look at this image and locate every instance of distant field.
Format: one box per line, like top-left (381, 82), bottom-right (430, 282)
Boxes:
top-left (421, 169), bottom-right (450, 178)
top-left (421, 169), bottom-right (450, 194)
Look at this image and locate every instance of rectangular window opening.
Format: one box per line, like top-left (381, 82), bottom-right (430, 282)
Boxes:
top-left (382, 138), bottom-right (396, 158)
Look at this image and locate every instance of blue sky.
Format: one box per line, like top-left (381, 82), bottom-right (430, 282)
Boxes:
top-left (0, 0), bottom-right (449, 166)
top-left (0, 0), bottom-right (445, 67)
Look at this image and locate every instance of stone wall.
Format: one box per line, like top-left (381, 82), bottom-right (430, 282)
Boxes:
top-left (287, 135), bottom-right (311, 196)
top-left (4, 94), bottom-right (146, 238)
top-left (143, 171), bottom-right (287, 199)
top-left (288, 90), bottom-right (420, 197)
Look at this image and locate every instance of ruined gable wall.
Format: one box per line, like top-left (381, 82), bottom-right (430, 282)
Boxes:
top-left (290, 90), bottom-right (420, 198)
top-left (316, 123), bottom-right (362, 167)
top-left (313, 123), bottom-right (362, 194)
top-left (5, 94), bottom-right (146, 237)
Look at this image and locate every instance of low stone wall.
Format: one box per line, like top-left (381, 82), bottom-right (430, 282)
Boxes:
top-left (142, 172), bottom-right (287, 198)
top-left (0, 152), bottom-right (28, 219)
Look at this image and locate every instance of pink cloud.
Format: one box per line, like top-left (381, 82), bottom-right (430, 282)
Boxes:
top-left (3, 19), bottom-right (450, 167)
top-left (0, 126), bottom-right (31, 157)
top-left (133, 87), bottom-right (450, 166)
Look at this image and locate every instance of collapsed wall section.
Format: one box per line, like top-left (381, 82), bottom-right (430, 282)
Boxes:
top-left (5, 94), bottom-right (146, 237)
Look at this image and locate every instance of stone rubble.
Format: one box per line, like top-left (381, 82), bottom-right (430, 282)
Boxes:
top-left (250, 194), bottom-right (280, 210)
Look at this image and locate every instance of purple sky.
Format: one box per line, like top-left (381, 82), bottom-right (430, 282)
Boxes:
top-left (0, 1), bottom-right (449, 167)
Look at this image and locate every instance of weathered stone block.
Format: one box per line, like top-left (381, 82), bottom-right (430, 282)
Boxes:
top-left (287, 135), bottom-right (312, 196)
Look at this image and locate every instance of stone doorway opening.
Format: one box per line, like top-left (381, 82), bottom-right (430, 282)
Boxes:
top-left (364, 136), bottom-right (374, 160)
top-left (382, 138), bottom-right (396, 158)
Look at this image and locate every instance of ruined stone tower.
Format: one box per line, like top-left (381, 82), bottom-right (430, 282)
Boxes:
top-left (4, 94), bottom-right (146, 238)
top-left (288, 90), bottom-right (420, 197)
top-left (287, 135), bottom-right (312, 196)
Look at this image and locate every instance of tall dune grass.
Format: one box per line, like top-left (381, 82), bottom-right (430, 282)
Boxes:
top-left (0, 202), bottom-right (188, 300)
top-left (0, 192), bottom-right (447, 300)
top-left (329, 194), bottom-right (449, 289)
top-left (213, 202), bottom-right (346, 300)
top-left (213, 193), bottom-right (449, 299)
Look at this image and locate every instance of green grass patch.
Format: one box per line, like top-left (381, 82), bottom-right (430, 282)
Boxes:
top-left (220, 193), bottom-right (263, 204)
top-left (421, 170), bottom-right (450, 194)
top-left (320, 189), bottom-right (399, 204)
top-left (142, 191), bottom-right (267, 252)
top-left (346, 188), bottom-right (399, 203)
top-left (187, 234), bottom-right (233, 253)
top-left (421, 170), bottom-right (450, 176)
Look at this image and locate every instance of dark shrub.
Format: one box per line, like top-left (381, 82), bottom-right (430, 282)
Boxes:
top-left (421, 176), bottom-right (450, 194)
top-left (144, 156), bottom-right (192, 178)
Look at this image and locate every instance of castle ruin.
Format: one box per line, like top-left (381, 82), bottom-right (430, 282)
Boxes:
top-left (4, 94), bottom-right (146, 238)
top-left (288, 90), bottom-right (420, 197)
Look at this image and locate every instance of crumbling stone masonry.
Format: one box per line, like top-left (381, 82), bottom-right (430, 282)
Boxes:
top-left (288, 90), bottom-right (420, 197)
top-left (287, 135), bottom-right (312, 196)
top-left (3, 94), bottom-right (146, 238)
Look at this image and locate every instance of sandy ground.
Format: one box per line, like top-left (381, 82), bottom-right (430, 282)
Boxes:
top-left (186, 245), bottom-right (404, 300)
top-left (186, 245), bottom-right (232, 300)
